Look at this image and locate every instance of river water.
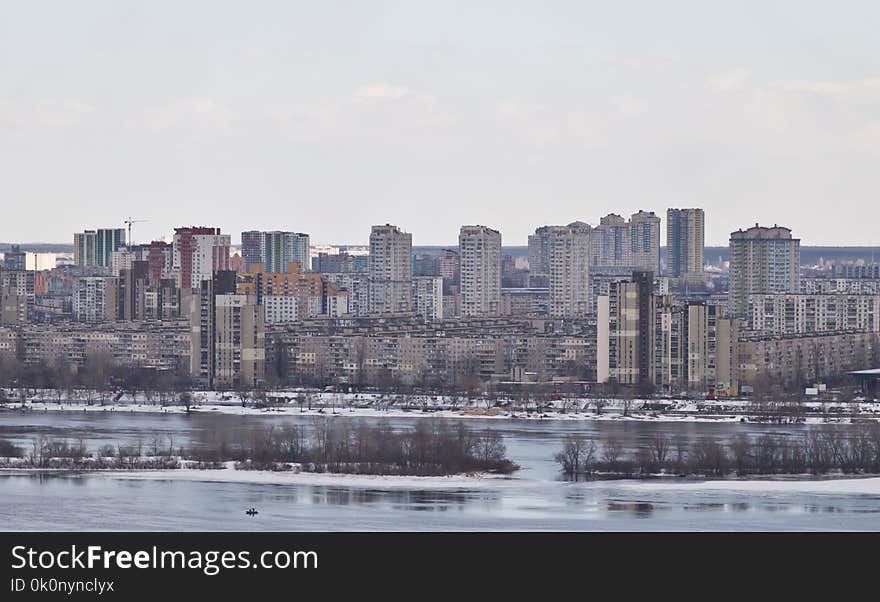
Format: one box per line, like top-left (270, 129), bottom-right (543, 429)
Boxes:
top-left (2, 410), bottom-right (879, 531)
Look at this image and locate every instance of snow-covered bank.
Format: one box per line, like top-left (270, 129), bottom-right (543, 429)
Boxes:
top-left (82, 464), bottom-right (513, 490)
top-left (3, 400), bottom-right (873, 425)
top-left (0, 400), bottom-right (751, 423)
top-left (612, 475), bottom-right (880, 495)
top-left (4, 387), bottom-right (880, 424)
top-left (7, 462), bottom-right (880, 496)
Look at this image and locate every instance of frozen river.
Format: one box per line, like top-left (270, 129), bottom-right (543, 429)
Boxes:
top-left (2, 410), bottom-right (880, 531)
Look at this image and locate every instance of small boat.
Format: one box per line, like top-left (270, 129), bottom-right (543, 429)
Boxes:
top-left (245, 507), bottom-right (259, 516)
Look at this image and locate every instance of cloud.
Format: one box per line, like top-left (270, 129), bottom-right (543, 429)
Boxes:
top-left (496, 100), bottom-right (537, 119)
top-left (853, 119), bottom-right (880, 151)
top-left (0, 100), bottom-right (96, 128)
top-left (773, 78), bottom-right (880, 98)
top-left (147, 98), bottom-right (236, 130)
top-left (611, 94), bottom-right (649, 116)
top-left (707, 69), bottom-right (751, 91)
top-left (353, 83), bottom-right (412, 100)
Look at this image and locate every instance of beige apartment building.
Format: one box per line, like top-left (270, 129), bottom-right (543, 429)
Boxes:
top-left (459, 225), bottom-right (502, 317)
top-left (213, 294), bottom-right (265, 388)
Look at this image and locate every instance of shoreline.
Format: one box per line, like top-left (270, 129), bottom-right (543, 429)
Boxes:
top-left (4, 465), bottom-right (880, 493)
top-left (0, 464), bottom-right (513, 490)
top-left (3, 388), bottom-right (878, 425)
top-left (1, 400), bottom-right (870, 425)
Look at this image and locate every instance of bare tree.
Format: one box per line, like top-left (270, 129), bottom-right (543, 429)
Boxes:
top-left (729, 433), bottom-right (752, 475)
top-left (237, 388), bottom-right (251, 408)
top-left (649, 434), bottom-right (671, 469)
top-left (602, 436), bottom-right (623, 472)
top-left (179, 391), bottom-right (193, 414)
top-left (554, 435), bottom-right (597, 479)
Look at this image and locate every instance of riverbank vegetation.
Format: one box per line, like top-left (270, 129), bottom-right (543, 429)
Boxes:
top-left (554, 424), bottom-right (880, 479)
top-left (0, 419), bottom-right (518, 477)
top-left (193, 419), bottom-right (518, 475)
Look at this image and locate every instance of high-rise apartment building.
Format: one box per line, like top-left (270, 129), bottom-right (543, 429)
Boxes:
top-left (74, 228), bottom-right (126, 268)
top-left (368, 224), bottom-right (412, 314)
top-left (214, 294), bottom-right (265, 388)
top-left (287, 233), bottom-right (310, 272)
top-left (237, 262), bottom-right (347, 322)
top-left (680, 302), bottom-right (737, 393)
top-left (528, 226), bottom-right (552, 279)
top-left (146, 241), bottom-right (173, 283)
top-left (324, 273), bottom-right (370, 317)
top-left (263, 231), bottom-right (288, 274)
top-left (598, 270), bottom-right (655, 387)
top-left (629, 210), bottom-right (661, 275)
top-left (729, 224), bottom-right (800, 318)
top-left (240, 231), bottom-right (264, 272)
top-left (172, 227), bottom-right (231, 290)
top-left (182, 271), bottom-right (237, 386)
top-left (598, 272), bottom-right (737, 393)
top-left (439, 249), bottom-right (460, 294)
top-left (250, 231), bottom-right (312, 274)
top-left (0, 285), bottom-right (27, 325)
top-left (591, 214), bottom-right (629, 271)
top-left (72, 277), bottom-right (111, 323)
top-left (0, 269), bottom-right (35, 322)
top-left (412, 276), bottom-right (444, 323)
top-left (591, 211), bottom-right (661, 275)
top-left (3, 245), bottom-right (26, 271)
top-left (459, 225), bottom-right (502, 317)
top-left (115, 261), bottom-right (150, 321)
top-left (544, 222), bottom-right (591, 317)
top-left (312, 252), bottom-right (368, 274)
top-left (666, 208), bottom-right (705, 278)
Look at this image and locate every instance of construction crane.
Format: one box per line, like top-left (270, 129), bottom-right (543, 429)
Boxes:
top-left (123, 217), bottom-right (148, 246)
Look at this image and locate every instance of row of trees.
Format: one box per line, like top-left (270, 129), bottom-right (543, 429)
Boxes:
top-left (0, 353), bottom-right (193, 406)
top-left (0, 434), bottom-right (182, 469)
top-left (555, 424), bottom-right (880, 478)
top-left (0, 419), bottom-right (518, 477)
top-left (190, 418), bottom-right (517, 476)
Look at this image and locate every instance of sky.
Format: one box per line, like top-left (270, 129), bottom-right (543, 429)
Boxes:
top-left (2, 1), bottom-right (879, 246)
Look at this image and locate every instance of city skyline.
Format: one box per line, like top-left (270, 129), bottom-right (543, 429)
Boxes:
top-left (4, 2), bottom-right (880, 246)
top-left (1, 211), bottom-right (874, 251)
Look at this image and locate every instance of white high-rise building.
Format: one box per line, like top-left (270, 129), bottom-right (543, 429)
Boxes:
top-left (459, 225), bottom-right (501, 317)
top-left (545, 222), bottom-right (591, 317)
top-left (72, 277), bottom-right (110, 323)
top-left (172, 227), bottom-right (232, 290)
top-left (412, 276), bottom-right (444, 323)
top-left (368, 224), bottom-right (413, 314)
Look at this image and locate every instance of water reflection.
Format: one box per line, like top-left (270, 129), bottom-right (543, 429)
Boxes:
top-left (606, 501), bottom-right (656, 517)
top-left (683, 503), bottom-right (726, 512)
top-left (2, 412), bottom-right (879, 530)
top-left (301, 486), bottom-right (484, 511)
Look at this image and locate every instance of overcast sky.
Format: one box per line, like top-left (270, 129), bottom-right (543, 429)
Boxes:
top-left (2, 1), bottom-right (879, 246)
